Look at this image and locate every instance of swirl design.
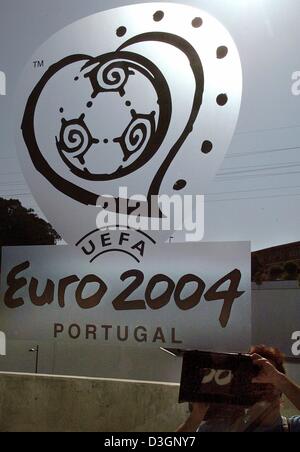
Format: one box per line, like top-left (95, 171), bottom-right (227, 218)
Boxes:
top-left (126, 121), bottom-right (148, 153)
top-left (114, 110), bottom-right (156, 162)
top-left (97, 61), bottom-right (130, 93)
top-left (85, 59), bottom-right (134, 97)
top-left (62, 124), bottom-right (89, 154)
top-left (56, 114), bottom-right (99, 164)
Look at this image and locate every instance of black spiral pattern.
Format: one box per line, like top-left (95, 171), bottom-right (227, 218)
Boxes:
top-left (61, 125), bottom-right (89, 154)
top-left (127, 121), bottom-right (148, 152)
top-left (114, 111), bottom-right (156, 162)
top-left (56, 114), bottom-right (99, 163)
top-left (85, 59), bottom-right (134, 97)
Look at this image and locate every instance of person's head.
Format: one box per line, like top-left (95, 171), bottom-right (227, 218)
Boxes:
top-left (250, 345), bottom-right (286, 376)
top-left (248, 345), bottom-right (286, 424)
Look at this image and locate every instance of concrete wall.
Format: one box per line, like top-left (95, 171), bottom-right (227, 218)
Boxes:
top-left (0, 372), bottom-right (298, 432)
top-left (0, 372), bottom-right (186, 432)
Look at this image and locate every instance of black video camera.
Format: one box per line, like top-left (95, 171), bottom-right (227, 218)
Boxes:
top-left (178, 350), bottom-right (275, 407)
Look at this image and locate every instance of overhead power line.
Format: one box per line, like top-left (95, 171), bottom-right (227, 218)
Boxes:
top-left (236, 124), bottom-right (300, 135)
top-left (207, 192), bottom-right (300, 203)
top-left (218, 162), bottom-right (300, 176)
top-left (208, 184), bottom-right (300, 197)
top-left (226, 145), bottom-right (300, 159)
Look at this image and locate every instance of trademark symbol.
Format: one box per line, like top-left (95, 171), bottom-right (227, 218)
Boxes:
top-left (33, 60), bottom-right (44, 69)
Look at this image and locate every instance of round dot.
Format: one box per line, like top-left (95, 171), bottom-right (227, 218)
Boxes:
top-left (173, 180), bottom-right (187, 191)
top-left (217, 46), bottom-right (228, 59)
top-left (125, 101), bottom-right (131, 107)
top-left (116, 26), bottom-right (127, 37)
top-left (201, 141), bottom-right (213, 154)
top-left (103, 139), bottom-right (109, 144)
top-left (103, 202), bottom-right (109, 209)
top-left (192, 17), bottom-right (203, 28)
top-left (87, 102), bottom-right (93, 108)
top-left (74, 77), bottom-right (79, 81)
top-left (216, 94), bottom-right (228, 106)
top-left (153, 11), bottom-right (164, 22)
top-left (59, 108), bottom-right (64, 113)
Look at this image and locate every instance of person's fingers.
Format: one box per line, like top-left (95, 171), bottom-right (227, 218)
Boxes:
top-left (251, 354), bottom-right (268, 364)
top-left (251, 355), bottom-right (268, 368)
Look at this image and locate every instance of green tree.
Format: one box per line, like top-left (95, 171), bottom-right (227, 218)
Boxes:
top-left (0, 198), bottom-right (60, 246)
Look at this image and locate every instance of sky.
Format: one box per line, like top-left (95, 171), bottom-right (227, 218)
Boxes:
top-left (1, 0), bottom-right (300, 250)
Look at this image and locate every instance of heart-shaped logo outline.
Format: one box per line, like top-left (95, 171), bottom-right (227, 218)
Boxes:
top-left (16, 3), bottom-right (243, 246)
top-left (21, 31), bottom-right (204, 214)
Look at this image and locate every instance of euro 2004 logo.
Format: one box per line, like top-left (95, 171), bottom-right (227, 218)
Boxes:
top-left (16, 3), bottom-right (242, 262)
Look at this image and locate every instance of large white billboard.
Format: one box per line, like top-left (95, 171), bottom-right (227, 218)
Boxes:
top-left (0, 242), bottom-right (251, 351)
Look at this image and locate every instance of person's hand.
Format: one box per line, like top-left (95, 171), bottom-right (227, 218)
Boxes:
top-left (250, 353), bottom-right (282, 386)
top-left (190, 403), bottom-right (209, 423)
top-left (176, 403), bottom-right (209, 432)
top-left (250, 353), bottom-right (300, 412)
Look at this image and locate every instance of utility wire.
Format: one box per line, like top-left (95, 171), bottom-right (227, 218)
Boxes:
top-left (217, 169), bottom-right (300, 181)
top-left (207, 192), bottom-right (300, 203)
top-left (226, 145), bottom-right (300, 159)
top-left (218, 162), bottom-right (300, 176)
top-left (208, 184), bottom-right (300, 196)
top-left (236, 124), bottom-right (300, 135)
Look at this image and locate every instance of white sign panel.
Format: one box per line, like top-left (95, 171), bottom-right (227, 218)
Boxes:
top-left (0, 242), bottom-right (250, 352)
top-left (16, 2), bottom-right (242, 246)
